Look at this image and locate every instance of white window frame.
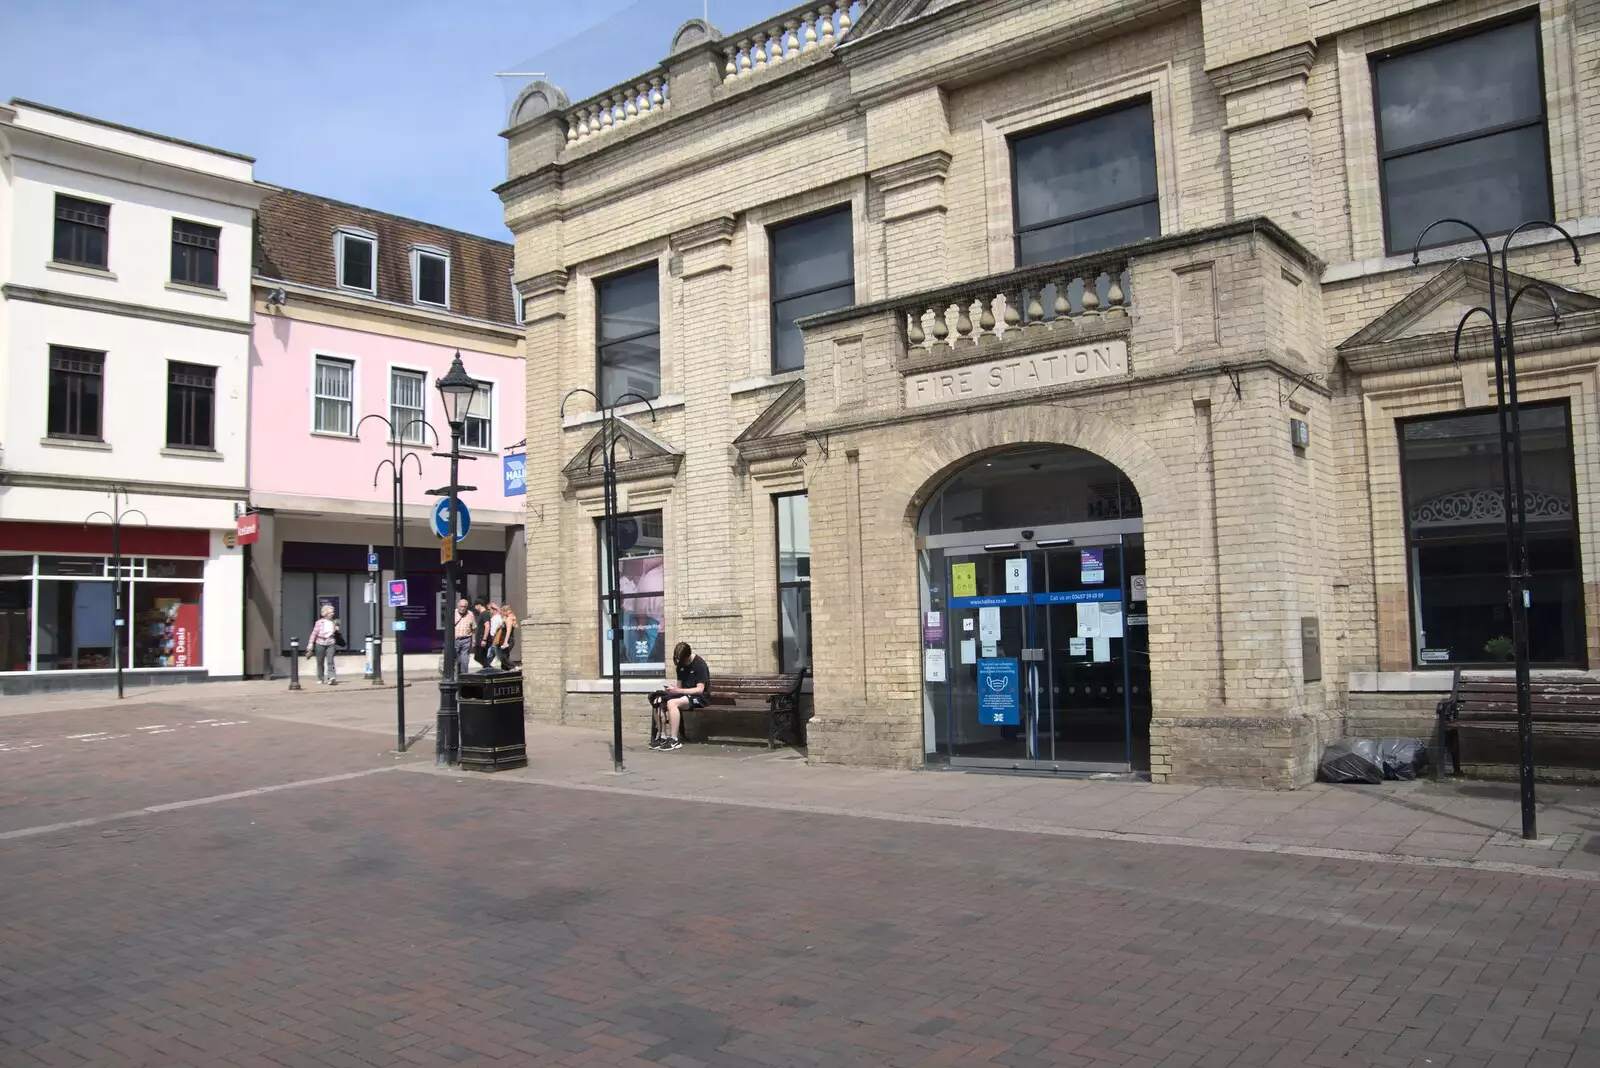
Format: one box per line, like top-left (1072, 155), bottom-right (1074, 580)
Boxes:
top-left (462, 378), bottom-right (496, 453)
top-left (511, 268), bottom-right (525, 324)
top-left (411, 245), bottom-right (451, 308)
top-left (335, 227), bottom-right (378, 295)
top-left (310, 353), bottom-right (358, 437)
top-left (388, 365), bottom-right (429, 445)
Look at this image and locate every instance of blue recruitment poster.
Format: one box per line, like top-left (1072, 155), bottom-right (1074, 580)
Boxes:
top-left (976, 658), bottom-right (1020, 726)
top-left (1080, 548), bottom-right (1105, 584)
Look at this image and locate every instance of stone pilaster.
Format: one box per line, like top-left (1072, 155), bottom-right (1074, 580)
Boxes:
top-left (1208, 43), bottom-right (1319, 254)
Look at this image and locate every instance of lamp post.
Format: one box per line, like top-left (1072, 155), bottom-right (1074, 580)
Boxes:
top-left (359, 413), bottom-right (438, 753)
top-left (84, 487), bottom-right (148, 699)
top-left (560, 388), bottom-right (655, 772)
top-left (433, 354), bottom-right (480, 767)
top-left (1413, 217), bottom-right (1581, 841)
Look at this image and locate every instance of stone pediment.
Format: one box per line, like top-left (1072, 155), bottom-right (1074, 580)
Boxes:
top-left (1338, 260), bottom-right (1600, 372)
top-left (561, 416), bottom-right (683, 490)
top-left (734, 380), bottom-right (806, 463)
top-left (849, 0), bottom-right (962, 37)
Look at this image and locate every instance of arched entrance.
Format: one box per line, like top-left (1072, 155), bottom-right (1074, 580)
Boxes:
top-left (917, 445), bottom-right (1151, 773)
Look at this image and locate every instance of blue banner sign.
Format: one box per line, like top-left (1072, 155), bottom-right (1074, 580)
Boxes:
top-left (953, 590), bottom-right (1124, 608)
top-left (976, 657), bottom-right (1020, 726)
top-left (503, 453), bottom-right (526, 496)
top-left (1033, 589), bottom-right (1123, 605)
top-left (949, 594), bottom-right (1030, 610)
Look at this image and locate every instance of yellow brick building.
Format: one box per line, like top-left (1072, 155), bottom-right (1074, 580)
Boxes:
top-left (498, 0), bottom-right (1600, 786)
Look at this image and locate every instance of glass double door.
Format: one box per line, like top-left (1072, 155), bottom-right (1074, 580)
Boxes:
top-left (923, 536), bottom-right (1150, 772)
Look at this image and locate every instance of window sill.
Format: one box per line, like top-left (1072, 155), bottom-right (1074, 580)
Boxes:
top-left (414, 299), bottom-right (449, 310)
top-left (46, 261), bottom-right (116, 281)
top-left (40, 436), bottom-right (110, 451)
top-left (562, 394), bottom-right (683, 428)
top-left (461, 447), bottom-right (498, 458)
top-left (310, 430), bottom-right (359, 441)
top-left (730, 370), bottom-right (804, 395)
top-left (336, 283), bottom-right (377, 297)
top-left (165, 282), bottom-right (226, 299)
top-left (161, 446), bottom-right (224, 461)
top-left (1323, 214), bottom-right (1600, 285)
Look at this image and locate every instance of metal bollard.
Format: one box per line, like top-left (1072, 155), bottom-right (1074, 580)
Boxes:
top-left (288, 639), bottom-right (302, 691)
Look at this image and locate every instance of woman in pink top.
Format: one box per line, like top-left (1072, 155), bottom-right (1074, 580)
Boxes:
top-left (306, 604), bottom-right (340, 685)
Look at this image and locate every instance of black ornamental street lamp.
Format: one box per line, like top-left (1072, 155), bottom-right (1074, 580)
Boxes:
top-left (432, 354), bottom-right (479, 767)
top-left (84, 487), bottom-right (148, 700)
top-left (1414, 217), bottom-right (1582, 841)
top-left (359, 413), bottom-right (438, 753)
top-left (560, 387), bottom-right (655, 772)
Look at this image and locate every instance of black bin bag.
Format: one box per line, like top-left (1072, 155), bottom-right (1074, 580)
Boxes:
top-left (1318, 739), bottom-right (1383, 784)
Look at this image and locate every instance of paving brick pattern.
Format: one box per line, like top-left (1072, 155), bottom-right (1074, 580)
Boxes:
top-left (2, 704), bottom-right (1599, 1066)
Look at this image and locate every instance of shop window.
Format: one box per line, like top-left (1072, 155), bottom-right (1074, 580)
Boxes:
top-left (54, 194), bottom-right (109, 269)
top-left (0, 580), bottom-right (30, 672)
top-left (1011, 99), bottom-right (1160, 266)
top-left (282, 571), bottom-right (375, 654)
top-left (171, 219), bottom-right (219, 288)
top-left (47, 346), bottom-right (105, 441)
top-left (35, 579), bottom-right (115, 671)
top-left (390, 368), bottom-right (426, 444)
top-left (775, 493), bottom-right (811, 672)
top-left (769, 208), bottom-right (854, 373)
top-left (166, 361), bottom-right (216, 450)
top-left (596, 265), bottom-right (660, 407)
top-left (133, 584), bottom-right (202, 668)
top-left (1373, 17), bottom-right (1550, 253)
top-left (313, 356), bottom-right (354, 435)
top-left (598, 511), bottom-right (664, 674)
top-left (1400, 403), bottom-right (1583, 667)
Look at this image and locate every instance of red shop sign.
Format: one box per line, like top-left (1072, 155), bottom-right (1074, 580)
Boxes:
top-left (235, 513), bottom-right (260, 546)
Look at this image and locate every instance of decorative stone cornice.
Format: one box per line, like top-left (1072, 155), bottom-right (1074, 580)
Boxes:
top-left (867, 151), bottom-right (951, 194)
top-left (517, 269), bottom-right (569, 299)
top-left (734, 379), bottom-right (807, 462)
top-left (561, 415), bottom-right (685, 491)
top-left (1206, 42), bottom-right (1318, 96)
top-left (2, 284), bottom-right (251, 334)
top-left (670, 215), bottom-right (739, 254)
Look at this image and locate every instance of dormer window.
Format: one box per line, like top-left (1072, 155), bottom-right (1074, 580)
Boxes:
top-left (336, 228), bottom-right (377, 294)
top-left (412, 246), bottom-right (449, 308)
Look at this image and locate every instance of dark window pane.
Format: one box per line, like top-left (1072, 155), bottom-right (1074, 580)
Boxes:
top-left (1400, 403), bottom-right (1582, 666)
top-left (597, 266), bottom-right (659, 341)
top-left (171, 220), bottom-right (220, 287)
top-left (778, 585), bottom-right (811, 672)
top-left (1382, 125), bottom-right (1551, 254)
top-left (166, 361), bottom-right (216, 449)
top-left (53, 195), bottom-right (110, 268)
top-left (340, 235), bottom-right (373, 289)
top-left (772, 284), bottom-right (853, 373)
top-left (598, 336), bottom-right (661, 408)
top-left (771, 209), bottom-right (853, 299)
top-left (46, 346), bottom-right (104, 440)
top-left (1017, 201), bottom-right (1162, 265)
top-left (417, 253), bottom-right (447, 305)
top-left (1013, 102), bottom-right (1158, 230)
top-left (1376, 20), bottom-right (1543, 154)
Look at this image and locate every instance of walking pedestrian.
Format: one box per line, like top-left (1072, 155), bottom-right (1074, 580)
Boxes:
top-left (306, 604), bottom-right (343, 685)
top-left (452, 599), bottom-right (476, 675)
top-left (495, 606), bottom-right (518, 671)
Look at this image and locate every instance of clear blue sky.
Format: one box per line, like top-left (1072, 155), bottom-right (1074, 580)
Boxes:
top-left (2, 0), bottom-right (785, 240)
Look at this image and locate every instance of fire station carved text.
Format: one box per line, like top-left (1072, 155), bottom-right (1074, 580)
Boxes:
top-left (903, 340), bottom-right (1129, 408)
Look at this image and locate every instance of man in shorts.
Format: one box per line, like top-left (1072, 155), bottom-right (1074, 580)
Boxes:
top-left (652, 642), bottom-right (710, 751)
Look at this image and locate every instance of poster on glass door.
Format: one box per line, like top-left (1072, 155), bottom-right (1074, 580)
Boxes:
top-left (1080, 549), bottom-right (1105, 584)
top-left (976, 658), bottom-right (1019, 725)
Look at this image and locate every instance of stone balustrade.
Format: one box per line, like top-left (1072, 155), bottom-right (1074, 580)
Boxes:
top-left (564, 70), bottom-right (670, 145)
top-left (899, 254), bottom-right (1133, 352)
top-left (721, 2), bottom-right (861, 82)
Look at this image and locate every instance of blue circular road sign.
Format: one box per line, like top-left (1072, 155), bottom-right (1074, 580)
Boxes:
top-left (431, 498), bottom-right (471, 542)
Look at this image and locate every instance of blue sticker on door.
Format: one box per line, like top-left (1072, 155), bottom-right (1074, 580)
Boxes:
top-left (977, 657), bottom-right (1020, 726)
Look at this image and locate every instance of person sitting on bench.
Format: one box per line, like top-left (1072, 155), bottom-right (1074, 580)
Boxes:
top-left (651, 642), bottom-right (710, 751)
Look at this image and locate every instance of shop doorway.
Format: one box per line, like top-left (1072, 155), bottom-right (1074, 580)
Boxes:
top-left (918, 446), bottom-right (1151, 773)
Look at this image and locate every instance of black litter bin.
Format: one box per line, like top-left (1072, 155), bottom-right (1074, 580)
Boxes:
top-left (456, 669), bottom-right (528, 772)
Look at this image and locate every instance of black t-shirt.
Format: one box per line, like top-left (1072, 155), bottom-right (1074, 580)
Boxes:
top-left (677, 656), bottom-right (710, 696)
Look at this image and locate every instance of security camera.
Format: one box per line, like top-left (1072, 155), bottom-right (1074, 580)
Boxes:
top-left (265, 287), bottom-right (287, 307)
top-left (1021, 529), bottom-right (1035, 541)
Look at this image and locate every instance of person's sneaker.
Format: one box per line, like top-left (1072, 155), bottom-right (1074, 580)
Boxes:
top-left (648, 737), bottom-right (664, 750)
top-left (662, 737), bottom-right (683, 751)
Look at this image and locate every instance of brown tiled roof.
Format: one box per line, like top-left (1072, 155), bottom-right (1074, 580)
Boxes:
top-left (253, 188), bottom-right (517, 325)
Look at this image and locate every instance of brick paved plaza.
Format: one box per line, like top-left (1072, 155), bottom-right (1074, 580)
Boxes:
top-left (3, 688), bottom-right (1600, 1067)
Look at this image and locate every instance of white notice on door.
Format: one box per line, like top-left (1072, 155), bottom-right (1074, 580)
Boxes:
top-left (1093, 637), bottom-right (1111, 662)
top-left (1076, 602), bottom-right (1101, 638)
top-left (1131, 575), bottom-right (1147, 601)
top-left (959, 639), bottom-right (976, 664)
top-left (1005, 557), bottom-right (1028, 594)
top-left (924, 647), bottom-right (946, 682)
top-left (981, 641), bottom-right (997, 658)
top-left (1099, 601), bottom-right (1124, 639)
top-left (1069, 637), bottom-right (1087, 656)
top-left (978, 606), bottom-right (1002, 641)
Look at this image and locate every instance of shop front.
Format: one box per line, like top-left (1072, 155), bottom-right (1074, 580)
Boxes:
top-left (0, 520), bottom-right (237, 692)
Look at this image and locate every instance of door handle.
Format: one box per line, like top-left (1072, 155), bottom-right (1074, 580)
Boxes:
top-left (1021, 648), bottom-right (1045, 661)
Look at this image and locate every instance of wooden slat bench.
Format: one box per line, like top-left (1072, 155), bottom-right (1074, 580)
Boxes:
top-left (1433, 669), bottom-right (1600, 779)
top-left (680, 671), bottom-right (809, 750)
